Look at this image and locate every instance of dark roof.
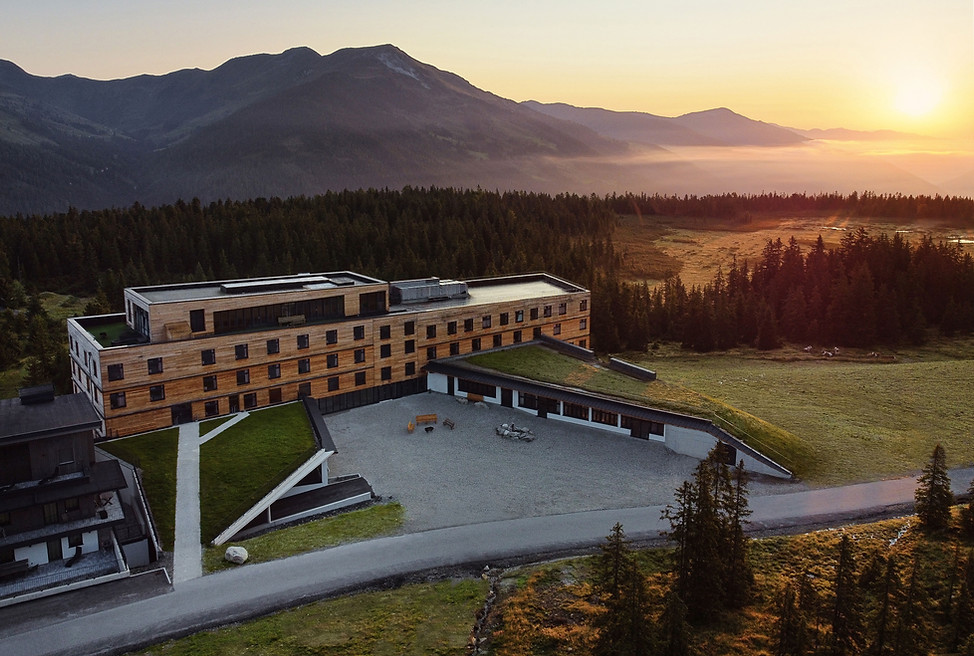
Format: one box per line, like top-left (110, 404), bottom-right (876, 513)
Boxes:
top-left (0, 393), bottom-right (101, 444)
top-left (0, 459), bottom-right (127, 513)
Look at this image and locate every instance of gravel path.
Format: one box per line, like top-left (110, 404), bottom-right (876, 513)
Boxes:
top-left (324, 391), bottom-right (804, 532)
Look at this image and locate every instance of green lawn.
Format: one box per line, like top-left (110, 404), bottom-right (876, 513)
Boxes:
top-left (200, 402), bottom-right (318, 544)
top-left (203, 502), bottom-right (405, 572)
top-left (198, 415), bottom-right (234, 436)
top-left (99, 428), bottom-right (180, 551)
top-left (129, 577), bottom-right (488, 656)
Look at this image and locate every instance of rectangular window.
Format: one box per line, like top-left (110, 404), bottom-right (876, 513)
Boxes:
top-left (564, 403), bottom-right (589, 420)
top-left (592, 409), bottom-right (618, 426)
top-left (404, 321), bottom-right (415, 336)
top-left (149, 385), bottom-right (165, 402)
top-left (513, 330), bottom-right (522, 344)
top-left (203, 375), bottom-right (218, 392)
top-left (515, 310), bottom-right (524, 323)
top-left (326, 329), bottom-right (338, 345)
top-left (381, 366), bottom-right (392, 381)
top-left (553, 323), bottom-right (562, 335)
top-left (544, 305), bottom-right (552, 318)
top-left (43, 501), bottom-right (59, 525)
top-left (328, 377), bottom-right (339, 392)
top-left (426, 346), bottom-right (437, 360)
top-left (235, 344), bottom-right (249, 360)
top-left (327, 354), bottom-right (339, 368)
top-left (110, 392), bottom-right (126, 409)
top-left (450, 342), bottom-right (460, 356)
top-left (530, 308), bottom-right (539, 320)
top-left (268, 363), bottom-right (281, 379)
top-left (243, 393), bottom-right (257, 409)
top-left (190, 309), bottom-right (205, 332)
top-left (580, 339), bottom-right (587, 349)
top-left (447, 321), bottom-right (457, 335)
top-left (297, 334), bottom-right (309, 349)
top-left (482, 315), bottom-right (492, 329)
top-left (354, 325), bottom-right (365, 340)
top-left (518, 393), bottom-right (538, 410)
top-left (405, 339), bottom-right (415, 354)
top-left (405, 362), bottom-right (416, 376)
top-left (266, 338), bottom-right (280, 355)
top-left (355, 371), bottom-right (366, 386)
top-left (204, 400), bottom-right (220, 416)
top-left (107, 363), bottom-right (124, 381)
top-left (464, 318), bottom-right (474, 332)
top-left (68, 533), bottom-right (83, 548)
top-left (471, 337), bottom-right (481, 352)
top-left (380, 325), bottom-right (391, 339)
top-left (201, 349), bottom-right (216, 365)
top-left (493, 334), bottom-right (502, 347)
top-left (354, 348), bottom-right (366, 363)
top-left (533, 326), bottom-right (542, 338)
top-left (500, 312), bottom-right (509, 326)
top-left (237, 369), bottom-right (250, 385)
top-left (298, 358), bottom-right (310, 374)
top-left (426, 325), bottom-right (436, 339)
top-left (380, 344), bottom-right (391, 358)
top-left (458, 379), bottom-right (496, 398)
top-left (147, 357), bottom-right (163, 375)
top-left (298, 382), bottom-right (311, 397)
top-left (558, 302), bottom-right (567, 315)
top-left (580, 318), bottom-right (587, 330)
top-left (580, 299), bottom-right (588, 311)
top-left (268, 388), bottom-right (282, 404)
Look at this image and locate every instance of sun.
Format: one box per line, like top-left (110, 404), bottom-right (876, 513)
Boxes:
top-left (893, 76), bottom-right (943, 117)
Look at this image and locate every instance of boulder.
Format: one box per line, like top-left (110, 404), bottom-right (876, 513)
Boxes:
top-left (224, 546), bottom-right (249, 565)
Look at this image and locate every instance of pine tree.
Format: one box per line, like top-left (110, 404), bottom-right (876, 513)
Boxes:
top-left (960, 477), bottom-right (974, 538)
top-left (592, 523), bottom-right (654, 656)
top-left (829, 534), bottom-right (862, 656)
top-left (891, 560), bottom-right (928, 656)
top-left (914, 443), bottom-right (954, 532)
top-left (659, 586), bottom-right (690, 656)
top-left (774, 579), bottom-right (810, 656)
top-left (953, 550), bottom-right (974, 651)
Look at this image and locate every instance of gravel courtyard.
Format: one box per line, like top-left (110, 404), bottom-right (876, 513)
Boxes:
top-left (323, 391), bottom-right (801, 532)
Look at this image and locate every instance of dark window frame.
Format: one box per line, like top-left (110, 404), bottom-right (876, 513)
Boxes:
top-left (147, 357), bottom-right (163, 375)
top-left (149, 385), bottom-right (165, 402)
top-left (266, 338), bottom-right (280, 355)
top-left (107, 363), bottom-right (124, 381)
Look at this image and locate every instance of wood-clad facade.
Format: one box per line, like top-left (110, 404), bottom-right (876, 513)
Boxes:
top-left (67, 272), bottom-right (590, 438)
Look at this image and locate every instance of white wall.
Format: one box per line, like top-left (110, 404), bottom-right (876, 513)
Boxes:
top-left (15, 543), bottom-right (50, 566)
top-left (427, 372), bottom-right (449, 394)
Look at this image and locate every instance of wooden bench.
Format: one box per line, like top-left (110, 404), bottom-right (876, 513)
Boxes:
top-left (407, 421), bottom-right (415, 434)
top-left (415, 413), bottom-right (438, 425)
top-left (442, 418), bottom-right (455, 429)
top-left (0, 559), bottom-right (30, 580)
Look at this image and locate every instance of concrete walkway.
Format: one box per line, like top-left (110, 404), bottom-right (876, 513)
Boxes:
top-left (172, 423), bottom-right (202, 584)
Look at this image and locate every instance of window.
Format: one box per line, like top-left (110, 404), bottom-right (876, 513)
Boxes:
top-left (404, 320), bottom-right (415, 336)
top-left (235, 344), bottom-right (249, 360)
top-left (533, 327), bottom-right (542, 338)
top-left (380, 344), bottom-right (391, 358)
top-left (190, 309), bottom-right (205, 332)
top-left (354, 348), bottom-right (366, 363)
top-left (266, 338), bottom-right (280, 355)
top-left (204, 400), bottom-right (220, 416)
top-left (298, 358), bottom-right (310, 374)
top-left (544, 305), bottom-right (552, 318)
top-left (201, 349), bottom-right (216, 365)
top-left (110, 392), bottom-right (126, 409)
top-left (326, 329), bottom-right (338, 345)
top-left (426, 346), bottom-right (437, 360)
top-left (592, 409), bottom-right (618, 426)
top-left (564, 403), bottom-right (589, 420)
top-left (405, 339), bottom-right (415, 354)
top-left (327, 353), bottom-right (339, 368)
top-left (426, 325), bottom-right (436, 339)
top-left (471, 338), bottom-right (481, 352)
top-left (580, 318), bottom-right (587, 330)
top-left (297, 334), bottom-right (309, 349)
top-left (243, 393), bottom-right (257, 409)
top-left (493, 334), bottom-right (502, 347)
top-left (464, 318), bottom-right (474, 332)
top-left (149, 385), bottom-right (165, 402)
top-left (268, 388), bottom-right (282, 404)
top-left (513, 330), bottom-right (522, 344)
top-left (381, 366), bottom-right (392, 381)
top-left (354, 325), bottom-right (365, 340)
top-left (43, 502), bottom-right (59, 525)
top-left (203, 375), bottom-right (218, 392)
top-left (0, 511), bottom-right (9, 527)
top-left (237, 369), bottom-right (250, 385)
top-left (107, 364), bottom-right (124, 381)
top-left (580, 299), bottom-right (588, 311)
top-left (268, 363), bottom-right (281, 379)
top-left (68, 533), bottom-right (83, 548)
top-left (518, 393), bottom-right (538, 410)
top-left (450, 342), bottom-right (460, 355)
top-left (482, 315), bottom-right (492, 329)
top-left (515, 310), bottom-right (524, 323)
top-left (147, 357), bottom-right (163, 375)
top-left (355, 371), bottom-right (366, 386)
top-left (500, 312), bottom-right (509, 326)
top-left (558, 302), bottom-right (567, 315)
top-left (530, 308), bottom-right (539, 320)
top-left (405, 362), bottom-right (416, 376)
top-left (380, 325), bottom-right (391, 339)
top-left (298, 382), bottom-right (311, 397)
top-left (580, 339), bottom-right (587, 349)
top-left (458, 379), bottom-right (496, 398)
top-left (328, 377), bottom-right (339, 392)
top-left (553, 323), bottom-right (562, 336)
top-left (447, 321), bottom-right (457, 335)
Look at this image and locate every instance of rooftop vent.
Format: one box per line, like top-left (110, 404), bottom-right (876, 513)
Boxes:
top-left (19, 383), bottom-right (56, 405)
top-left (390, 278), bottom-right (469, 304)
top-left (221, 275), bottom-right (332, 295)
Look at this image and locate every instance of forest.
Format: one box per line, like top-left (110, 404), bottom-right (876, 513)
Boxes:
top-left (0, 189), bottom-right (973, 391)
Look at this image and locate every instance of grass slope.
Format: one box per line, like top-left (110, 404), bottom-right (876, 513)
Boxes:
top-left (99, 428), bottom-right (179, 551)
top-left (200, 402), bottom-right (318, 544)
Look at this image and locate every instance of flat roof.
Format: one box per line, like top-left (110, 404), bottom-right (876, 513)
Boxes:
top-left (389, 273), bottom-right (586, 313)
top-left (129, 271), bottom-right (387, 304)
top-left (0, 393), bottom-right (102, 443)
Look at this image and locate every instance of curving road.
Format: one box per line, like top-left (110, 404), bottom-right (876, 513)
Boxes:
top-left (1, 470), bottom-right (971, 656)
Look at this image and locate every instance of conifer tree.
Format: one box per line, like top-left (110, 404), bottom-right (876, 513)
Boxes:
top-left (960, 477), bottom-right (974, 538)
top-left (914, 443), bottom-right (953, 532)
top-left (592, 523), bottom-right (654, 656)
top-left (659, 586), bottom-right (690, 656)
top-left (829, 534), bottom-right (862, 656)
top-left (953, 550), bottom-right (974, 651)
top-left (891, 560), bottom-right (928, 656)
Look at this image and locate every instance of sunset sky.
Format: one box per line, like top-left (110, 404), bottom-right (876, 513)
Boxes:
top-left (4, 0), bottom-right (973, 139)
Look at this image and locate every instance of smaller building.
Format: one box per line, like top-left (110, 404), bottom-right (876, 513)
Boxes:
top-left (0, 385), bottom-right (153, 605)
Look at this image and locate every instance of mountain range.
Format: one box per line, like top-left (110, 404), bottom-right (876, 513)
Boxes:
top-left (0, 45), bottom-right (963, 216)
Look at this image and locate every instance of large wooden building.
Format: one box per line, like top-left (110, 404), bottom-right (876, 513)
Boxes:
top-left (67, 272), bottom-right (590, 438)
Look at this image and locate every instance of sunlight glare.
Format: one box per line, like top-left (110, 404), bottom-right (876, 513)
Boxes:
top-left (894, 76), bottom-right (943, 117)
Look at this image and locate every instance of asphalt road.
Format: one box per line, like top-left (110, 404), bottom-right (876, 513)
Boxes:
top-left (2, 469), bottom-right (971, 656)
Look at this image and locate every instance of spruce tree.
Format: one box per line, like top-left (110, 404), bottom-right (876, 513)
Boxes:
top-left (592, 523), bottom-right (654, 656)
top-left (660, 586), bottom-right (690, 656)
top-left (829, 535), bottom-right (862, 656)
top-left (960, 477), bottom-right (974, 538)
top-left (953, 550), bottom-right (974, 651)
top-left (914, 443), bottom-right (953, 532)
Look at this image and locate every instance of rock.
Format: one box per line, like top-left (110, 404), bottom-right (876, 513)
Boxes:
top-left (224, 546), bottom-right (249, 564)
top-left (456, 396), bottom-right (468, 404)
top-left (474, 401), bottom-right (488, 409)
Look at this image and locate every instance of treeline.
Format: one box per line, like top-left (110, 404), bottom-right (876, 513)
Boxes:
top-left (608, 191), bottom-right (974, 222)
top-left (596, 228), bottom-right (974, 352)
